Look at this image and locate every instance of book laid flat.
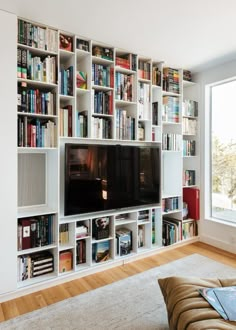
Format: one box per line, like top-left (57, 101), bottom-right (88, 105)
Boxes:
top-left (199, 286), bottom-right (236, 321)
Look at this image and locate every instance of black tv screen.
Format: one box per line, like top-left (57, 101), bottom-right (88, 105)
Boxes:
top-left (64, 143), bottom-right (161, 216)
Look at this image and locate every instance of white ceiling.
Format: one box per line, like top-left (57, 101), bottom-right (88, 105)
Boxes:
top-left (1, 0), bottom-right (236, 73)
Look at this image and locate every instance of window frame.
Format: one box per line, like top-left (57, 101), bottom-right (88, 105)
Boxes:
top-left (206, 77), bottom-right (236, 225)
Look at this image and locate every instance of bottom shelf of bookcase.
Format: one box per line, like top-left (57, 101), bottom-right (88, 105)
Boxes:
top-left (17, 272), bottom-right (57, 289)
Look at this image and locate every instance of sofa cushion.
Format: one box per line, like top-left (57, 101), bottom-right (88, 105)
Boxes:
top-left (158, 276), bottom-right (236, 330)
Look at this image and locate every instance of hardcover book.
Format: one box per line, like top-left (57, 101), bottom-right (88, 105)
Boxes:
top-left (93, 217), bottom-right (110, 240)
top-left (59, 250), bottom-right (73, 273)
top-left (93, 241), bottom-right (110, 263)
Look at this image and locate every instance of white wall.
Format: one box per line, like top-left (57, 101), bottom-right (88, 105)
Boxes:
top-left (195, 58), bottom-right (236, 253)
top-left (0, 10), bottom-right (17, 294)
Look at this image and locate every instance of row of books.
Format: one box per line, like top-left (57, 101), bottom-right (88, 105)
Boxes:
top-left (59, 66), bottom-right (73, 96)
top-left (59, 224), bottom-right (69, 244)
top-left (182, 219), bottom-right (196, 239)
top-left (76, 240), bottom-right (86, 264)
top-left (162, 95), bottom-right (180, 123)
top-left (18, 251), bottom-right (54, 281)
top-left (162, 197), bottom-right (179, 213)
top-left (183, 99), bottom-right (198, 117)
top-left (92, 117), bottom-right (112, 139)
top-left (152, 66), bottom-right (162, 86)
top-left (183, 139), bottom-right (196, 156)
top-left (115, 72), bottom-right (134, 102)
top-left (17, 117), bottom-right (57, 148)
top-left (18, 215), bottom-right (54, 251)
top-left (116, 109), bottom-right (135, 140)
top-left (152, 101), bottom-right (159, 126)
top-left (18, 19), bottom-right (58, 52)
top-left (59, 105), bottom-right (73, 137)
top-left (115, 53), bottom-right (137, 71)
top-left (77, 112), bottom-right (88, 137)
top-left (183, 117), bottom-right (197, 135)
top-left (163, 67), bottom-right (180, 94)
top-left (138, 82), bottom-right (150, 120)
top-left (92, 64), bottom-right (113, 87)
top-left (18, 83), bottom-right (55, 115)
top-left (162, 133), bottom-right (182, 151)
top-left (18, 48), bottom-right (57, 84)
top-left (162, 217), bottom-right (182, 246)
top-left (138, 60), bottom-right (151, 80)
top-left (93, 90), bottom-right (113, 115)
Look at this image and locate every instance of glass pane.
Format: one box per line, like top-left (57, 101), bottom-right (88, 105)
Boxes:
top-left (211, 80), bottom-right (236, 222)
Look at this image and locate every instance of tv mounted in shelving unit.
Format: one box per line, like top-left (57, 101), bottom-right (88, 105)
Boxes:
top-left (64, 143), bottom-right (161, 216)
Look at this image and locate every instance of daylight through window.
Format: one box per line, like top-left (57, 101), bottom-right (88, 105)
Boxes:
top-left (211, 79), bottom-right (236, 222)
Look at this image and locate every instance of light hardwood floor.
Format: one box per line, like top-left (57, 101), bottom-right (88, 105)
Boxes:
top-left (1, 241), bottom-right (236, 322)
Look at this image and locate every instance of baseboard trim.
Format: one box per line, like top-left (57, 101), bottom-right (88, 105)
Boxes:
top-left (200, 235), bottom-right (236, 254)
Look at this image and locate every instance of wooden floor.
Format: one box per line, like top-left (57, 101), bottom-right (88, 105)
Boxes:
top-left (1, 241), bottom-right (236, 323)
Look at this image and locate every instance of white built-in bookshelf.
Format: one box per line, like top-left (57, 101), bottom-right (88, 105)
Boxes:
top-left (0, 11), bottom-right (199, 300)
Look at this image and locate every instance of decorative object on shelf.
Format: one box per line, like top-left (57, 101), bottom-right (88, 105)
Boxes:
top-left (59, 33), bottom-right (73, 52)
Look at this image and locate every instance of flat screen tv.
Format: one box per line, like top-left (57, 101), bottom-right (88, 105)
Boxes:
top-left (64, 143), bottom-right (161, 216)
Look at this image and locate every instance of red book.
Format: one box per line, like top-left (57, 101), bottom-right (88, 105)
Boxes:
top-left (183, 188), bottom-right (200, 220)
top-left (20, 219), bottom-right (31, 249)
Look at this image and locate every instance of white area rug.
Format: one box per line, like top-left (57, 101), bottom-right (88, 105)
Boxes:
top-left (2, 254), bottom-right (236, 330)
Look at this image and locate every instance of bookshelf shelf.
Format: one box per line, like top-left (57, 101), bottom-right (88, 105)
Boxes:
top-left (92, 56), bottom-right (114, 65)
top-left (92, 85), bottom-right (113, 91)
top-left (17, 43), bottom-right (58, 56)
top-left (17, 78), bottom-right (57, 89)
top-left (17, 243), bottom-right (57, 256)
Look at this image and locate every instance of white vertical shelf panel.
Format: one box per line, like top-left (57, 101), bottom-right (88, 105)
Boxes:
top-left (162, 151), bottom-right (182, 197)
top-left (0, 10), bottom-right (17, 294)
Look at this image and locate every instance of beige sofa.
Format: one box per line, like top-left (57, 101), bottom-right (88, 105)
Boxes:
top-left (158, 276), bottom-right (236, 330)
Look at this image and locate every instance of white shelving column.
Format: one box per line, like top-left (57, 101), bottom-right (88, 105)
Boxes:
top-left (0, 10), bottom-right (17, 295)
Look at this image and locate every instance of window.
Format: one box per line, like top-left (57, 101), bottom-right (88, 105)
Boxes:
top-left (210, 79), bottom-right (236, 222)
